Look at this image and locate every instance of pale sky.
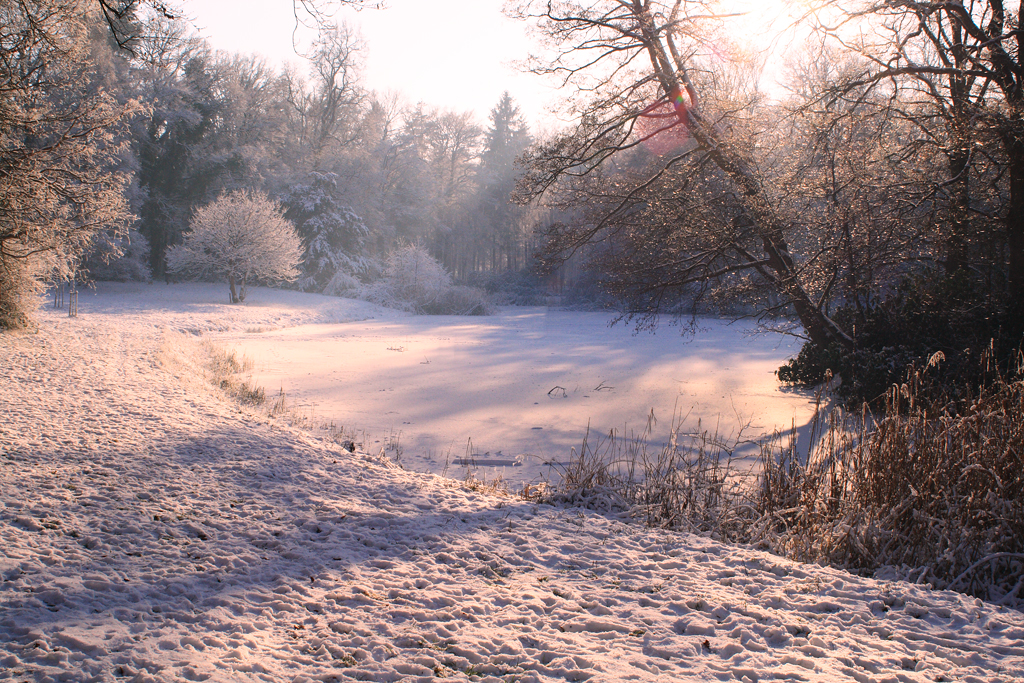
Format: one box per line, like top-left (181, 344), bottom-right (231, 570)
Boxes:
top-left (180, 0), bottom-right (800, 130)
top-left (181, 0), bottom-right (561, 129)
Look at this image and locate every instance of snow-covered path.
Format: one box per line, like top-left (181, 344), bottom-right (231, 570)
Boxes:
top-left (2, 285), bottom-right (1022, 682)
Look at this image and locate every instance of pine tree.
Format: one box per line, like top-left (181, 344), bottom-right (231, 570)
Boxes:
top-left (282, 172), bottom-right (371, 293)
top-left (477, 92), bottom-right (532, 272)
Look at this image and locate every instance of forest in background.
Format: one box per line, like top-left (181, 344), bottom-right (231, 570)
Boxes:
top-left (1, 0), bottom-right (547, 321)
top-left (98, 13), bottom-right (541, 287)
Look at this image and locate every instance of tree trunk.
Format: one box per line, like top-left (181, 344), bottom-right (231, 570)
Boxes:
top-left (228, 274), bottom-right (238, 304)
top-left (634, 18), bottom-right (854, 351)
top-left (1008, 136), bottom-right (1024, 323)
top-left (687, 117), bottom-right (854, 350)
top-left (945, 144), bottom-right (971, 276)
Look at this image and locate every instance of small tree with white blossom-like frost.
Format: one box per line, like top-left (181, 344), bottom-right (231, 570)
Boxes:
top-left (167, 191), bottom-right (302, 303)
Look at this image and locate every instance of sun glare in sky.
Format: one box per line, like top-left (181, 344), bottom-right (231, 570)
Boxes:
top-left (181, 0), bottom-right (800, 128)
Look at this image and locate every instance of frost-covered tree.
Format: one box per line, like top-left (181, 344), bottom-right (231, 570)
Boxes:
top-left (477, 92), bottom-right (533, 272)
top-left (357, 243), bottom-right (491, 314)
top-left (166, 190), bottom-right (301, 302)
top-left (508, 0), bottom-right (853, 351)
top-left (282, 172), bottom-right (371, 293)
top-left (285, 22), bottom-right (364, 166)
top-left (0, 0), bottom-right (139, 329)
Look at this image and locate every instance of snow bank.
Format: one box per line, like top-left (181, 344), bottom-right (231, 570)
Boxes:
top-left (1, 284), bottom-right (1021, 682)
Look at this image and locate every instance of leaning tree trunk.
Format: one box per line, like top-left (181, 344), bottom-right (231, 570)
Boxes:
top-left (636, 15), bottom-right (854, 350)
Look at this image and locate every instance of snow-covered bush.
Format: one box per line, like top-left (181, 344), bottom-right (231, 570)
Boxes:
top-left (82, 229), bottom-right (152, 282)
top-left (322, 269), bottom-right (362, 297)
top-left (356, 245), bottom-right (492, 315)
top-left (473, 268), bottom-right (548, 306)
top-left (426, 285), bottom-right (493, 316)
top-left (167, 190), bottom-right (302, 303)
top-left (380, 244), bottom-right (452, 305)
top-left (281, 173), bottom-right (372, 292)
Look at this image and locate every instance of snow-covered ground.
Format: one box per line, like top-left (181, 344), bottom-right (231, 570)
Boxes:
top-left (2, 282), bottom-right (1022, 683)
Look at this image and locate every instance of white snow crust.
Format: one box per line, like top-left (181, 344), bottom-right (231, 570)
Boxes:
top-left (2, 283), bottom-right (1022, 682)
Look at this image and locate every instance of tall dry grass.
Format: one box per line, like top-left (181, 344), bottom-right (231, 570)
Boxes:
top-left (761, 354), bottom-right (1024, 603)
top-left (545, 354), bottom-right (1024, 605)
top-left (548, 410), bottom-right (756, 537)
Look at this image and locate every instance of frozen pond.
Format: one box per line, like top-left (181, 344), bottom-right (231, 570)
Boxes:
top-left (222, 307), bottom-right (818, 486)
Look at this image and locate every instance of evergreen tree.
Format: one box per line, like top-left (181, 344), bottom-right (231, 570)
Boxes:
top-left (282, 172), bottom-right (371, 292)
top-left (477, 92), bottom-right (532, 272)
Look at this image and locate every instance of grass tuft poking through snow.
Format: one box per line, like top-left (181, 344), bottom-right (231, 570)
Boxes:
top-left (203, 343), bottom-right (266, 406)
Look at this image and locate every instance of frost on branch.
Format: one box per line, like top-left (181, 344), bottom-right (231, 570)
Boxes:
top-left (83, 229), bottom-right (152, 283)
top-left (0, 0), bottom-right (138, 329)
top-left (166, 190), bottom-right (302, 303)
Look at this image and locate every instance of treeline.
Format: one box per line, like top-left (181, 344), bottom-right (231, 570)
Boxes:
top-left (125, 16), bottom-right (539, 284)
top-left (0, 1), bottom-right (541, 330)
top-left (5, 0), bottom-right (1023, 404)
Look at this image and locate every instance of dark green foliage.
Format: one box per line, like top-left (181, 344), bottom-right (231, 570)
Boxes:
top-left (282, 172), bottom-right (370, 292)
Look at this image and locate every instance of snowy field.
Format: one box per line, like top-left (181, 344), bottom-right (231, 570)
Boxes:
top-left (2, 282), bottom-right (1023, 682)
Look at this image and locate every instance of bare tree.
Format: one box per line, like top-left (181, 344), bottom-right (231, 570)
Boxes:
top-left (286, 22), bottom-right (365, 164)
top-left (818, 0), bottom-right (1024, 313)
top-left (166, 190), bottom-right (302, 302)
top-left (508, 0), bottom-right (855, 349)
top-left (779, 45), bottom-right (940, 316)
top-left (93, 0), bottom-right (381, 54)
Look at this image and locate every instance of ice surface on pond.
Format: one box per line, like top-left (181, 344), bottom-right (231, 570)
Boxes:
top-left (223, 307), bottom-right (818, 486)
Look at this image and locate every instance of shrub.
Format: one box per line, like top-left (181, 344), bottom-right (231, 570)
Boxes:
top-left (474, 268), bottom-right (548, 306)
top-left (322, 269), bottom-right (362, 297)
top-left (778, 274), bottom-right (1022, 406)
top-left (355, 245), bottom-right (493, 315)
top-left (560, 268), bottom-right (620, 310)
